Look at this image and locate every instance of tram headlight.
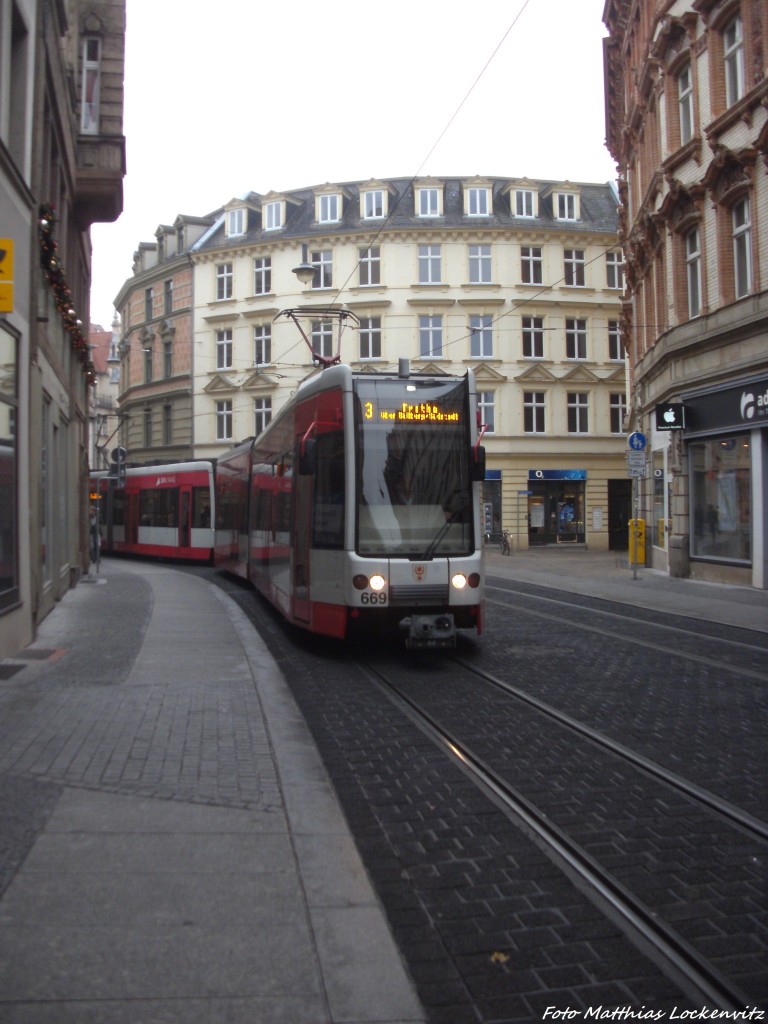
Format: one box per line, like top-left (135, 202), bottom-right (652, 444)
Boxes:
top-left (468, 573), bottom-right (481, 589)
top-left (352, 574), bottom-right (369, 590)
top-left (369, 574), bottom-right (386, 591)
top-left (451, 572), bottom-right (467, 590)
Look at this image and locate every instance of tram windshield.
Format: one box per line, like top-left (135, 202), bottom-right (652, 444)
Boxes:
top-left (354, 377), bottom-right (475, 558)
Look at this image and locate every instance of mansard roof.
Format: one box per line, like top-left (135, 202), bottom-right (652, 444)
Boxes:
top-left (192, 176), bottom-right (619, 255)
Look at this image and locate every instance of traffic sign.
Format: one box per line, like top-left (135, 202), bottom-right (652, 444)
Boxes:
top-left (628, 431), bottom-right (647, 451)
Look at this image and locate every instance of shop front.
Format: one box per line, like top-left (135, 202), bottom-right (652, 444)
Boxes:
top-left (683, 374), bottom-right (768, 588)
top-left (527, 469), bottom-right (586, 546)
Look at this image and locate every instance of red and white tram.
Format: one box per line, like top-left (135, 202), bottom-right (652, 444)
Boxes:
top-left (90, 461), bottom-right (215, 563)
top-left (214, 363), bottom-right (486, 648)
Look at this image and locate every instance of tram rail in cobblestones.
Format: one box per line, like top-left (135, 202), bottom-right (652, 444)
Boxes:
top-left (450, 656), bottom-right (768, 844)
top-left (358, 657), bottom-right (757, 1012)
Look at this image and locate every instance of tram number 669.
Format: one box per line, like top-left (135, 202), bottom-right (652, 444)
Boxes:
top-left (360, 591), bottom-right (387, 605)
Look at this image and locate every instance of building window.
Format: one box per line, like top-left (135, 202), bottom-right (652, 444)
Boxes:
top-left (164, 279), bottom-right (173, 314)
top-left (362, 190), bottom-right (385, 219)
top-left (311, 321), bottom-right (334, 362)
top-left (254, 397), bottom-right (272, 436)
top-left (163, 404), bottom-right (172, 445)
top-left (468, 244), bottom-right (492, 284)
top-left (565, 318), bottom-right (587, 359)
top-left (143, 346), bottom-right (153, 383)
top-left (478, 392), bottom-right (495, 433)
top-left (610, 393), bottom-right (627, 434)
top-left (253, 257), bottom-right (271, 295)
top-left (417, 188), bottom-right (440, 217)
top-left (144, 287), bottom-right (153, 321)
top-left (176, 225), bottom-right (184, 252)
top-left (418, 245), bottom-right (442, 284)
top-left (144, 408), bottom-right (152, 448)
top-left (216, 400), bottom-right (233, 441)
top-left (556, 193), bottom-right (576, 220)
top-left (723, 15), bottom-right (744, 108)
top-left (522, 316), bottom-right (544, 358)
top-left (521, 246), bottom-right (543, 285)
top-left (469, 315), bottom-right (493, 359)
top-left (254, 325), bottom-right (271, 366)
top-left (732, 197), bottom-right (752, 298)
top-left (513, 189), bottom-right (534, 217)
top-left (80, 36), bottom-right (101, 134)
top-left (466, 187), bottom-right (490, 216)
top-left (606, 251), bottom-right (624, 290)
top-left (163, 339), bottom-right (173, 378)
top-left (523, 391), bottom-right (546, 433)
top-left (608, 320), bottom-right (623, 361)
top-left (359, 317), bottom-right (382, 359)
top-left (216, 329), bottom-right (233, 369)
top-left (318, 194), bottom-right (340, 223)
top-left (685, 227), bottom-right (701, 318)
top-left (227, 208), bottom-right (245, 236)
top-left (311, 250), bottom-right (332, 290)
top-left (563, 249), bottom-right (585, 287)
top-left (264, 201), bottom-right (282, 230)
top-left (216, 263), bottom-right (233, 301)
top-left (359, 246), bottom-right (381, 286)
top-left (678, 62), bottom-right (694, 145)
top-left (567, 392), bottom-right (589, 433)
top-left (419, 315), bottom-right (443, 358)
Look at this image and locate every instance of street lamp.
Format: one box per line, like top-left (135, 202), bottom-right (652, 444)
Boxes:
top-left (292, 243), bottom-right (314, 286)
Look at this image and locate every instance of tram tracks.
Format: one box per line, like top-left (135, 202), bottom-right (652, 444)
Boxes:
top-left (355, 654), bottom-right (767, 1010)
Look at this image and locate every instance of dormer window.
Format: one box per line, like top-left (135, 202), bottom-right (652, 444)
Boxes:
top-left (465, 186), bottom-right (491, 217)
top-left (362, 189), bottom-right (385, 220)
top-left (417, 187), bottom-right (442, 217)
top-left (555, 192), bottom-right (579, 221)
top-left (513, 189), bottom-right (536, 218)
top-left (317, 193), bottom-right (341, 223)
top-left (263, 201), bottom-right (283, 230)
top-left (227, 208), bottom-right (246, 237)
top-left (81, 36), bottom-right (101, 135)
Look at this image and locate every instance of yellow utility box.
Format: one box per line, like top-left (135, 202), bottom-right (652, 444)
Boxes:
top-left (628, 519), bottom-right (646, 565)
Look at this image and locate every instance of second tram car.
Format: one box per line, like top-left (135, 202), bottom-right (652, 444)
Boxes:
top-left (214, 363), bottom-right (485, 648)
top-left (91, 461), bottom-right (215, 562)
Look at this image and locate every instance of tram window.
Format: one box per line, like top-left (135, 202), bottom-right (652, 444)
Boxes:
top-left (313, 431), bottom-right (345, 549)
top-left (112, 490), bottom-right (125, 526)
top-left (139, 487), bottom-right (179, 526)
top-left (254, 488), bottom-right (271, 531)
top-left (192, 487), bottom-right (211, 528)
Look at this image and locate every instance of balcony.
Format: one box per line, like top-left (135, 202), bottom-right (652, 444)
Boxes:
top-left (74, 135), bottom-right (126, 228)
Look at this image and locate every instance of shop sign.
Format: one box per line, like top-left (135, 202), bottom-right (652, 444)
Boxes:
top-left (0, 240), bottom-right (14, 313)
top-left (684, 375), bottom-right (768, 433)
top-left (655, 403), bottom-right (685, 430)
top-left (528, 469), bottom-right (587, 481)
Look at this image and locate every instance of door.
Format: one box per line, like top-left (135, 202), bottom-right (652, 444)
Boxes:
top-left (292, 470), bottom-right (312, 624)
top-left (179, 488), bottom-right (190, 549)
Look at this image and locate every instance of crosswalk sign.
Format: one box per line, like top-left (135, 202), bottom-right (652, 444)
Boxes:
top-left (0, 240), bottom-right (14, 313)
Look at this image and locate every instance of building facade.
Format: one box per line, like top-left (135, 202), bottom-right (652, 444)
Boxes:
top-left (0, 0), bottom-right (125, 657)
top-left (115, 176), bottom-right (629, 552)
top-left (88, 315), bottom-right (121, 470)
top-left (603, 0), bottom-right (768, 587)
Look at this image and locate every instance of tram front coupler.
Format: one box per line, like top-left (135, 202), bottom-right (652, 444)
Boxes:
top-left (403, 613), bottom-right (456, 650)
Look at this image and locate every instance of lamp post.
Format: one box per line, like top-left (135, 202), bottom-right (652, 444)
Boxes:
top-left (291, 243), bottom-right (314, 286)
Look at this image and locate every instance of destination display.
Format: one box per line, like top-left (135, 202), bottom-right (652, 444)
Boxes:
top-left (364, 400), bottom-right (461, 424)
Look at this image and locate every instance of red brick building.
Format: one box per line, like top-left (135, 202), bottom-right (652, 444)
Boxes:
top-left (603, 0), bottom-right (768, 587)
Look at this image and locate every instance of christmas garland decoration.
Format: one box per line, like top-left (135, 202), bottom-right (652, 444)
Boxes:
top-left (38, 204), bottom-right (97, 386)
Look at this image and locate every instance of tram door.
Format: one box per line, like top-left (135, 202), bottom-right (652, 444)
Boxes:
top-left (179, 488), bottom-right (190, 549)
top-left (128, 492), bottom-right (139, 544)
top-left (292, 468), bottom-right (312, 624)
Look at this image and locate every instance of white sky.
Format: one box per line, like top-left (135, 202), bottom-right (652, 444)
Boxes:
top-left (89, 0), bottom-right (617, 328)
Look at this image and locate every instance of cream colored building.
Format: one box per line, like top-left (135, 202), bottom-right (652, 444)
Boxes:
top-left (117, 176), bottom-right (628, 551)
